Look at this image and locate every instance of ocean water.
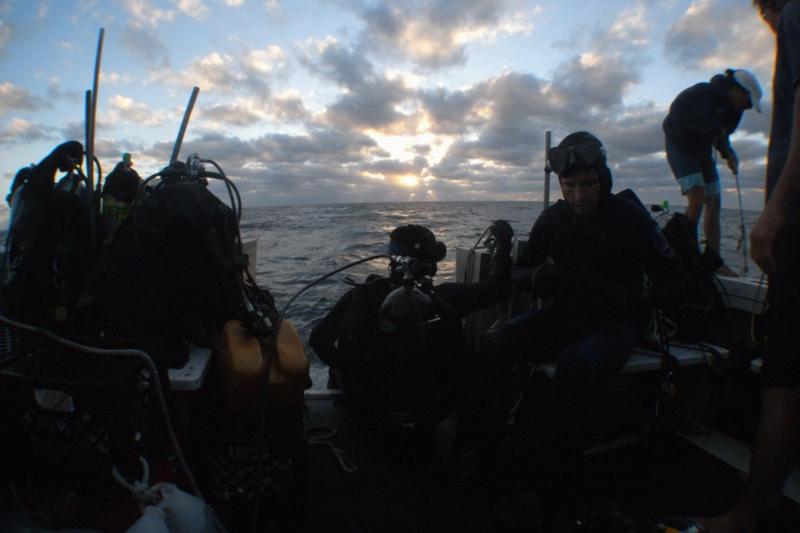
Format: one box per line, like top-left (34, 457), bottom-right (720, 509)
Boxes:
top-left (239, 201), bottom-right (763, 387)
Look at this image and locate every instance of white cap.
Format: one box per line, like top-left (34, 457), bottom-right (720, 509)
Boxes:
top-left (732, 69), bottom-right (762, 113)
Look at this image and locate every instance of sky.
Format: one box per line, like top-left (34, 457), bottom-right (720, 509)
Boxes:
top-left (0, 0), bottom-right (779, 225)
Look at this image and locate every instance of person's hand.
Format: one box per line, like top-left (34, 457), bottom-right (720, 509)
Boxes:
top-left (489, 219), bottom-right (513, 244)
top-left (726, 151), bottom-right (739, 174)
top-left (750, 202), bottom-right (785, 274)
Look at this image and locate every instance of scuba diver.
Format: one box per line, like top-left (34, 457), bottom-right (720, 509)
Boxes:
top-left (2, 141), bottom-right (89, 327)
top-left (309, 221), bottom-right (513, 452)
top-left (498, 131), bottom-right (690, 525)
top-left (101, 152), bottom-right (143, 244)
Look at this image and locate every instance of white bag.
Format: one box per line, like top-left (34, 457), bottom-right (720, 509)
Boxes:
top-left (125, 483), bottom-right (219, 533)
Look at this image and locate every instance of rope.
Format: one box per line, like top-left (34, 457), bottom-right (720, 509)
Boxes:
top-left (307, 425), bottom-right (359, 474)
top-left (111, 456), bottom-right (162, 508)
top-left (464, 226), bottom-right (491, 284)
top-left (0, 314), bottom-right (202, 500)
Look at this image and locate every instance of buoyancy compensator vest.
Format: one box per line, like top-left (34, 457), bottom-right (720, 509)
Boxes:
top-left (82, 180), bottom-right (251, 352)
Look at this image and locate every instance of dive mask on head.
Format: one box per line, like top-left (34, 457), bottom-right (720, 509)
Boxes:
top-left (548, 140), bottom-right (606, 176)
top-left (390, 255), bottom-right (437, 280)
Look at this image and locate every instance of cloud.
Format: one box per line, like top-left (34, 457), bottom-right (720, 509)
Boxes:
top-left (551, 53), bottom-right (641, 109)
top-left (0, 20), bottom-right (12, 55)
top-left (36, 1), bottom-right (48, 20)
top-left (176, 0), bottom-right (209, 18)
top-left (418, 85), bottom-right (487, 135)
top-left (0, 82), bottom-right (50, 116)
top-left (155, 45), bottom-right (289, 100)
top-left (112, 128), bottom-right (445, 206)
top-left (298, 37), bottom-right (374, 90)
top-left (664, 0), bottom-right (774, 84)
top-left (270, 91), bottom-right (311, 123)
top-left (201, 100), bottom-right (265, 127)
top-left (120, 0), bottom-right (175, 28)
top-left (0, 118), bottom-right (52, 145)
top-left (119, 25), bottom-right (170, 68)
top-left (101, 71), bottom-right (134, 85)
top-left (46, 78), bottom-right (82, 103)
top-left (224, 0), bottom-right (245, 5)
top-left (299, 38), bottom-right (413, 131)
top-left (355, 0), bottom-right (537, 70)
top-left (416, 6), bottom-right (660, 197)
top-left (107, 94), bottom-right (170, 126)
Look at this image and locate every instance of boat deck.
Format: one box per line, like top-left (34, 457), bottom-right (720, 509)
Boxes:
top-left (257, 394), bottom-right (800, 532)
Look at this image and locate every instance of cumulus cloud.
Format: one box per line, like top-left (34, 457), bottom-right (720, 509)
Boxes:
top-left (120, 0), bottom-right (175, 28)
top-left (0, 118), bottom-right (52, 145)
top-left (423, 7), bottom-right (655, 188)
top-left (224, 0), bottom-right (245, 5)
top-left (0, 82), bottom-right (49, 116)
top-left (201, 101), bottom-right (264, 127)
top-left (107, 94), bottom-right (170, 126)
top-left (355, 0), bottom-right (537, 70)
top-left (176, 0), bottom-right (209, 18)
top-left (155, 44), bottom-right (289, 101)
top-left (665, 0), bottom-right (774, 84)
top-left (299, 38), bottom-right (413, 131)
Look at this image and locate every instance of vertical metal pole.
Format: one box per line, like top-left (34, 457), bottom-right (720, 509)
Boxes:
top-left (170, 87), bottom-right (200, 165)
top-left (91, 28), bottom-right (104, 196)
top-left (733, 171), bottom-right (749, 276)
top-left (544, 130), bottom-right (552, 208)
top-left (85, 90), bottom-right (96, 248)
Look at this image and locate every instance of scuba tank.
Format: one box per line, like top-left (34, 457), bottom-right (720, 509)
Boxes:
top-left (217, 318), bottom-right (309, 411)
top-left (372, 261), bottom-right (455, 433)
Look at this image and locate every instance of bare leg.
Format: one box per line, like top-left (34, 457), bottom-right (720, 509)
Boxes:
top-left (701, 387), bottom-right (800, 532)
top-left (684, 186), bottom-right (705, 243)
top-left (704, 194), bottom-right (721, 255)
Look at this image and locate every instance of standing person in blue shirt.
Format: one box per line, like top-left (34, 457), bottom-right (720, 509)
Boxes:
top-left (663, 68), bottom-right (762, 276)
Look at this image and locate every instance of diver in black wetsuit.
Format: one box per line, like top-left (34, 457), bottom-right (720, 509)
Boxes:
top-left (309, 221), bottom-right (513, 442)
top-left (2, 141), bottom-right (88, 326)
top-left (501, 131), bottom-right (689, 521)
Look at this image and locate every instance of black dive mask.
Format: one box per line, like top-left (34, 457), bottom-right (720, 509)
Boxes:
top-left (390, 255), bottom-right (437, 281)
top-left (548, 140), bottom-right (606, 175)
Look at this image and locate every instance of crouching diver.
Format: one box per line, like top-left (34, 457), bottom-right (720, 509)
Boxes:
top-left (498, 131), bottom-right (689, 523)
top-left (309, 221), bottom-right (513, 449)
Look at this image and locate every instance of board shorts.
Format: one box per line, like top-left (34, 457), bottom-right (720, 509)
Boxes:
top-left (762, 213), bottom-right (800, 388)
top-left (665, 138), bottom-right (720, 197)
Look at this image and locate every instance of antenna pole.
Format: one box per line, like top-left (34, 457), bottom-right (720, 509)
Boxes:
top-left (170, 87), bottom-right (200, 165)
